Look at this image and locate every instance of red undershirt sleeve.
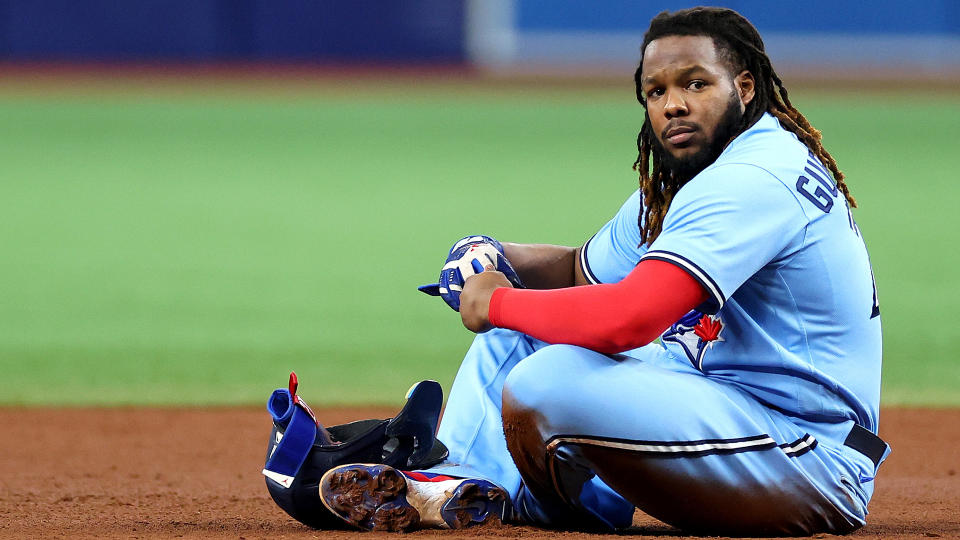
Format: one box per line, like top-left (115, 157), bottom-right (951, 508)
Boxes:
top-left (487, 259), bottom-right (708, 354)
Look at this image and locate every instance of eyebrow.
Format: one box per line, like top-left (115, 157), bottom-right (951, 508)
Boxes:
top-left (642, 65), bottom-right (709, 87)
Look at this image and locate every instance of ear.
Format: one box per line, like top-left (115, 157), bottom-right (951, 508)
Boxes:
top-left (735, 70), bottom-right (756, 108)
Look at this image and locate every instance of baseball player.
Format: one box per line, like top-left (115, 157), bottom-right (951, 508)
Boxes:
top-left (318, 7), bottom-right (888, 535)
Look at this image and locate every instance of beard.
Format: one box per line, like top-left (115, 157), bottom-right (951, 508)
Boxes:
top-left (655, 93), bottom-right (744, 183)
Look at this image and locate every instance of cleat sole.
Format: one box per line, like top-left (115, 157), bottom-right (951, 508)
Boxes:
top-left (320, 464), bottom-right (420, 532)
top-left (320, 463), bottom-right (509, 531)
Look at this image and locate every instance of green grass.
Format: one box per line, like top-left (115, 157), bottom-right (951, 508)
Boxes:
top-left (1, 82), bottom-right (957, 406)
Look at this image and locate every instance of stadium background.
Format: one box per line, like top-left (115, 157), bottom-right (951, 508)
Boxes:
top-left (2, 0), bottom-right (958, 408)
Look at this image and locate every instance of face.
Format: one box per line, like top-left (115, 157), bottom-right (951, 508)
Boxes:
top-left (639, 35), bottom-right (755, 179)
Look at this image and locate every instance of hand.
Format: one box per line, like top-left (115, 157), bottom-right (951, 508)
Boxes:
top-left (418, 235), bottom-right (524, 312)
top-left (460, 264), bottom-right (513, 333)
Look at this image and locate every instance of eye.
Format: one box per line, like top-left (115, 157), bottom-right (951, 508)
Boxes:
top-left (647, 87), bottom-right (664, 99)
top-left (688, 80), bottom-right (707, 90)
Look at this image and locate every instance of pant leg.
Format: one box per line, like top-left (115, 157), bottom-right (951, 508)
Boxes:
top-left (424, 328), bottom-right (545, 494)
top-left (502, 343), bottom-right (868, 536)
top-left (424, 329), bottom-right (633, 529)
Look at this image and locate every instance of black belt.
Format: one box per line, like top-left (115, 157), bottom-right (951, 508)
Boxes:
top-left (843, 424), bottom-right (888, 468)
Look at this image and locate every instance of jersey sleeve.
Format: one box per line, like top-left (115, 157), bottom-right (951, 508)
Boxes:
top-left (580, 190), bottom-right (647, 284)
top-left (489, 259), bottom-right (707, 353)
top-left (641, 163), bottom-right (808, 314)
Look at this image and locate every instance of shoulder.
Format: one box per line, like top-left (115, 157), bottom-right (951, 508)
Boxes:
top-left (598, 189), bottom-right (643, 229)
top-left (617, 189), bottom-right (642, 214)
top-left (713, 113), bottom-right (810, 186)
top-left (673, 114), bottom-right (812, 217)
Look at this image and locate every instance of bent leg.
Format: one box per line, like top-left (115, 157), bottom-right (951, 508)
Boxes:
top-left (502, 344), bottom-right (865, 535)
top-left (426, 328), bottom-right (547, 495)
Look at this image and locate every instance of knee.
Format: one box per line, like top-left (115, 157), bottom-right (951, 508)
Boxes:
top-left (501, 370), bottom-right (551, 501)
top-left (502, 344), bottom-right (582, 410)
top-left (501, 346), bottom-right (624, 529)
top-left (500, 350), bottom-right (550, 458)
top-left (501, 344), bottom-right (588, 468)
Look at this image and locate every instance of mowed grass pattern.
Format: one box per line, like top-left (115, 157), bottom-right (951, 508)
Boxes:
top-left (1, 83), bottom-right (957, 406)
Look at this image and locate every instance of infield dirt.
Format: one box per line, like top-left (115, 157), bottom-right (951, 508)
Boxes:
top-left (1, 407), bottom-right (956, 539)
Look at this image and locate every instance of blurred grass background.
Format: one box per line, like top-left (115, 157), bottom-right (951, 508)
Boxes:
top-left (1, 79), bottom-right (957, 406)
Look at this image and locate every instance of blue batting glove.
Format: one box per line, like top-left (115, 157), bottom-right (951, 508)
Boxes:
top-left (419, 236), bottom-right (523, 311)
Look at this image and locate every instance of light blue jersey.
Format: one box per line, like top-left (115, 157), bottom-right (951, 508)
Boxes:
top-left (582, 113), bottom-right (882, 431)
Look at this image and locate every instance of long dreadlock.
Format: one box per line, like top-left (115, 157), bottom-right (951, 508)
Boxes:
top-left (632, 7), bottom-right (856, 245)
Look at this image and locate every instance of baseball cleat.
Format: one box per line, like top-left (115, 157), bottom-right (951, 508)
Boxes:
top-left (319, 463), bottom-right (509, 532)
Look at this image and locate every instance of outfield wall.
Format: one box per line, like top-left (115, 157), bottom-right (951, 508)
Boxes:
top-left (0, 0), bottom-right (957, 77)
top-left (0, 0), bottom-right (466, 62)
top-left (469, 0), bottom-right (960, 76)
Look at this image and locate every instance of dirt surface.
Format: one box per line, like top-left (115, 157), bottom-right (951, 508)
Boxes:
top-left (2, 63), bottom-right (959, 98)
top-left (1, 406), bottom-right (957, 540)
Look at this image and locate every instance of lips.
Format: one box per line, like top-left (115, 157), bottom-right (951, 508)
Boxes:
top-left (663, 124), bottom-right (697, 146)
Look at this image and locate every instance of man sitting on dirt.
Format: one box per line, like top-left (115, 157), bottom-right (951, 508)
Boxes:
top-left (315, 7), bottom-right (889, 535)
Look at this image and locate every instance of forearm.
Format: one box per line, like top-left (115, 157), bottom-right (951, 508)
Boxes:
top-left (487, 260), bottom-right (707, 353)
top-left (502, 243), bottom-right (584, 289)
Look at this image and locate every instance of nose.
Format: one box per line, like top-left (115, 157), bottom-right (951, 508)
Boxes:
top-left (663, 89), bottom-right (688, 118)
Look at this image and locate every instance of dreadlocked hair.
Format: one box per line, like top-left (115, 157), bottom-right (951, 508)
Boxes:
top-left (632, 7), bottom-right (856, 245)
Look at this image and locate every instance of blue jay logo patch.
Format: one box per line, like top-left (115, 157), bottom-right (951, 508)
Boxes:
top-left (661, 310), bottom-right (724, 370)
